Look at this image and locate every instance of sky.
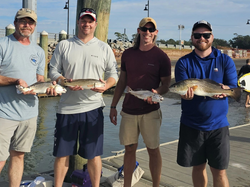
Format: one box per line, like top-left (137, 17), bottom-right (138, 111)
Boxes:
top-left (0, 0), bottom-right (250, 42)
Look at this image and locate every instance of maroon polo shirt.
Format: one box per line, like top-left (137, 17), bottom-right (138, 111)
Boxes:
top-left (121, 46), bottom-right (171, 115)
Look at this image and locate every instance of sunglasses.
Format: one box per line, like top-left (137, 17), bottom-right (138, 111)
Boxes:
top-left (80, 8), bottom-right (96, 14)
top-left (18, 19), bottom-right (35, 25)
top-left (139, 27), bottom-right (156, 33)
top-left (193, 33), bottom-right (212, 39)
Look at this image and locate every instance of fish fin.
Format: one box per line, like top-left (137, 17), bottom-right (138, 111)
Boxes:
top-left (191, 85), bottom-right (198, 91)
top-left (88, 84), bottom-right (95, 88)
top-left (124, 86), bottom-right (132, 93)
top-left (230, 87), bottom-right (243, 102)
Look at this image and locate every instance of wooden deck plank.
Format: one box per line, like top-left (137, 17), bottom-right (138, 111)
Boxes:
top-left (102, 124), bottom-right (250, 186)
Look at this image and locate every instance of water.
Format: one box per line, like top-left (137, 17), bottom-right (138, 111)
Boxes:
top-left (0, 93), bottom-right (249, 181)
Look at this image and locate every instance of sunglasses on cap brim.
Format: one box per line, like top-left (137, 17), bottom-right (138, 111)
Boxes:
top-left (193, 33), bottom-right (212, 39)
top-left (80, 8), bottom-right (96, 14)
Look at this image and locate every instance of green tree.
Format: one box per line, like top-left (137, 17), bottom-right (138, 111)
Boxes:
top-left (229, 34), bottom-right (250, 49)
top-left (157, 39), bottom-right (167, 44)
top-left (184, 39), bottom-right (192, 46)
top-left (166, 38), bottom-right (176, 45)
top-left (114, 32), bottom-right (129, 41)
top-left (213, 38), bottom-right (230, 48)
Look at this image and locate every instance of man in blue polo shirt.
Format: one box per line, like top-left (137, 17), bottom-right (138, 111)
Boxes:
top-left (175, 20), bottom-right (237, 187)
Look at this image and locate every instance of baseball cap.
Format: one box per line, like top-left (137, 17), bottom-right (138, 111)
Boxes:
top-left (15, 8), bottom-right (37, 22)
top-left (192, 20), bottom-right (212, 31)
top-left (139, 17), bottom-right (157, 29)
top-left (79, 8), bottom-right (97, 21)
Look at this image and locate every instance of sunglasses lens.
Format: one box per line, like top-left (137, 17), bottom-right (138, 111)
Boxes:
top-left (193, 33), bottom-right (201, 39)
top-left (203, 33), bottom-right (211, 39)
top-left (140, 27), bottom-right (156, 32)
top-left (149, 28), bottom-right (156, 32)
top-left (140, 27), bottom-right (147, 32)
top-left (193, 33), bottom-right (211, 39)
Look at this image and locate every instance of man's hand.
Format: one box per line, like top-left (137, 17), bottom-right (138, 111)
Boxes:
top-left (212, 84), bottom-right (229, 99)
top-left (144, 89), bottom-right (158, 104)
top-left (109, 107), bottom-right (117, 125)
top-left (46, 81), bottom-right (61, 96)
top-left (181, 87), bottom-right (194, 100)
top-left (91, 79), bottom-right (106, 93)
top-left (17, 79), bottom-right (36, 95)
top-left (67, 79), bottom-right (84, 91)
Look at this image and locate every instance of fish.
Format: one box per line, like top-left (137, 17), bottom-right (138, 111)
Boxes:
top-left (169, 78), bottom-right (242, 102)
top-left (58, 79), bottom-right (105, 89)
top-left (125, 86), bottom-right (164, 102)
top-left (16, 82), bottom-right (67, 94)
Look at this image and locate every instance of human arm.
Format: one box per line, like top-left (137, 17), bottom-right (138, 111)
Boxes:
top-left (0, 75), bottom-right (25, 86)
top-left (93, 43), bottom-right (118, 94)
top-left (109, 70), bottom-right (127, 125)
top-left (47, 43), bottom-right (70, 95)
top-left (212, 56), bottom-right (238, 99)
top-left (175, 58), bottom-right (195, 100)
top-left (91, 77), bottom-right (116, 93)
top-left (37, 74), bottom-right (44, 82)
top-left (156, 76), bottom-right (171, 95)
top-left (23, 74), bottom-right (45, 95)
top-left (147, 75), bottom-right (171, 104)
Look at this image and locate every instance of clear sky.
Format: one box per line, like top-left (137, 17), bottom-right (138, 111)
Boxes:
top-left (0, 0), bottom-right (250, 42)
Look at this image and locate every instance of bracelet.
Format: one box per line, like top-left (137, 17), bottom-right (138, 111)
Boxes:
top-left (111, 106), bottom-right (116, 109)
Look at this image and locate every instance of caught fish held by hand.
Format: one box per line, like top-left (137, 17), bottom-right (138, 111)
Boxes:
top-left (16, 82), bottom-right (67, 94)
top-left (169, 78), bottom-right (242, 102)
top-left (58, 79), bottom-right (105, 89)
top-left (125, 86), bottom-right (164, 102)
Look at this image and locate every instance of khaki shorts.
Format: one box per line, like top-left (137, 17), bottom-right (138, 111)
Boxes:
top-left (119, 109), bottom-right (162, 149)
top-left (0, 117), bottom-right (37, 161)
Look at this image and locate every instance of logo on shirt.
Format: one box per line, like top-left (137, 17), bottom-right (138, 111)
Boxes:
top-left (91, 55), bottom-right (98, 58)
top-left (30, 55), bottom-right (38, 66)
top-left (214, 68), bottom-right (218, 72)
top-left (148, 63), bottom-right (155, 66)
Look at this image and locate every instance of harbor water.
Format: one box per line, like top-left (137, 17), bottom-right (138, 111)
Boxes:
top-left (0, 93), bottom-right (249, 182)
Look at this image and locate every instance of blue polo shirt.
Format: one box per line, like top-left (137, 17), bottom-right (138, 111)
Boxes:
top-left (0, 34), bottom-right (45, 121)
top-left (175, 47), bottom-right (237, 131)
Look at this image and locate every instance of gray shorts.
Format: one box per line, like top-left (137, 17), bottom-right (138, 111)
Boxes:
top-left (0, 117), bottom-right (37, 161)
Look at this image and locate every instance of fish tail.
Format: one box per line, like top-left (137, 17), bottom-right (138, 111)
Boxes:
top-left (58, 79), bottom-right (66, 86)
top-left (124, 86), bottom-right (132, 93)
top-left (230, 87), bottom-right (243, 102)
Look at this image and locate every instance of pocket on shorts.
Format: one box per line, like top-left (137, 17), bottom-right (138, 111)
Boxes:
top-left (120, 111), bottom-right (134, 119)
top-left (144, 109), bottom-right (162, 120)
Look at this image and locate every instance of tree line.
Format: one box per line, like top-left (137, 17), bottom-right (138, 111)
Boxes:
top-left (114, 32), bottom-right (250, 49)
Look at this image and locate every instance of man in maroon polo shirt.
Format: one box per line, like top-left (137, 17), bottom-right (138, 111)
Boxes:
top-left (109, 17), bottom-right (171, 187)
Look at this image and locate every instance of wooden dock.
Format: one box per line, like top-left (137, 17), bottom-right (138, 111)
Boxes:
top-left (102, 123), bottom-right (250, 187)
top-left (1, 124), bottom-right (249, 187)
